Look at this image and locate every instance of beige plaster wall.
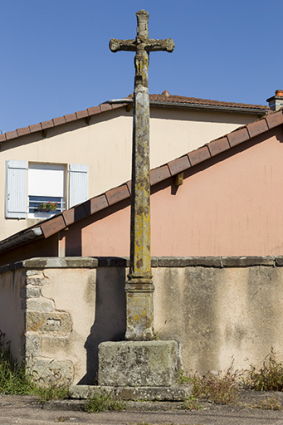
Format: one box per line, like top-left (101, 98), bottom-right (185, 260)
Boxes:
top-left (1, 106), bottom-right (259, 240)
top-left (0, 269), bottom-right (25, 363)
top-left (153, 265), bottom-right (283, 374)
top-left (73, 127), bottom-right (283, 257)
top-left (22, 265), bottom-right (126, 385)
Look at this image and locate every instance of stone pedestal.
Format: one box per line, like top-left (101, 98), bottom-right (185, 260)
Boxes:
top-left (98, 340), bottom-right (179, 387)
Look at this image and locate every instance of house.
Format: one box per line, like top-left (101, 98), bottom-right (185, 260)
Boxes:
top-left (1, 102), bottom-right (283, 385)
top-left (0, 91), bottom-right (268, 241)
top-left (1, 103), bottom-right (283, 264)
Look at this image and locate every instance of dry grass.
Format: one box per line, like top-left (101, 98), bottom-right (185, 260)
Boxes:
top-left (190, 365), bottom-right (240, 405)
top-left (244, 348), bottom-right (283, 391)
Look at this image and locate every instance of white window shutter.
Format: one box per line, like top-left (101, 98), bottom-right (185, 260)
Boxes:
top-left (5, 160), bottom-right (28, 218)
top-left (69, 164), bottom-right (89, 208)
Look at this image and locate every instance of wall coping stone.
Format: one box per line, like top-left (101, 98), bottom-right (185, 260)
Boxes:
top-left (0, 256), bottom-right (281, 274)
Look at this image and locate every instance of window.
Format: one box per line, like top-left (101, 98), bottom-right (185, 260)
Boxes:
top-left (28, 163), bottom-right (65, 218)
top-left (5, 160), bottom-right (88, 219)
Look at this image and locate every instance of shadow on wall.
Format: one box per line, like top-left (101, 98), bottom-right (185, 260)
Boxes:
top-left (78, 260), bottom-right (126, 384)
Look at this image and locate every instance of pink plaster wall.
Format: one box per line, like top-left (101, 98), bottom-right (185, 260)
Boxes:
top-left (63, 127), bottom-right (283, 257)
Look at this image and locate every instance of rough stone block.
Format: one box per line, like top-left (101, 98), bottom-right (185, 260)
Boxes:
top-left (20, 287), bottom-right (41, 299)
top-left (26, 270), bottom-right (42, 276)
top-left (222, 256), bottom-right (275, 267)
top-left (40, 336), bottom-right (71, 353)
top-left (27, 359), bottom-right (73, 386)
top-left (26, 276), bottom-right (47, 286)
top-left (98, 340), bottom-right (179, 387)
top-left (26, 311), bottom-right (72, 334)
top-left (25, 299), bottom-right (54, 312)
top-left (25, 334), bottom-right (40, 357)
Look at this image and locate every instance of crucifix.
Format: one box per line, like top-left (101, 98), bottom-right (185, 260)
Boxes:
top-left (110, 10), bottom-right (174, 340)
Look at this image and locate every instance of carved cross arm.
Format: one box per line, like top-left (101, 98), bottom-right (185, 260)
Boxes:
top-left (109, 38), bottom-right (136, 52)
top-left (146, 38), bottom-right (175, 53)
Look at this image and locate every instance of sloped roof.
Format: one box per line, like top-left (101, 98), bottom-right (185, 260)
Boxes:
top-left (0, 92), bottom-right (269, 144)
top-left (132, 91), bottom-right (269, 112)
top-left (0, 107), bottom-right (282, 254)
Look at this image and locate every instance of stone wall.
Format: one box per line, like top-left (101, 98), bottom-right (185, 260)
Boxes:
top-left (1, 256), bottom-right (283, 385)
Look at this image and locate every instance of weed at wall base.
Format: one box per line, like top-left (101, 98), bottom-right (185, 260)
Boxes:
top-left (83, 392), bottom-right (124, 413)
top-left (0, 331), bottom-right (34, 395)
top-left (191, 366), bottom-right (240, 405)
top-left (0, 331), bottom-right (68, 401)
top-left (244, 348), bottom-right (283, 391)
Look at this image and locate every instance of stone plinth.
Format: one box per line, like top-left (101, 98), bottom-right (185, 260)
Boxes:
top-left (98, 340), bottom-right (179, 387)
top-left (69, 384), bottom-right (191, 401)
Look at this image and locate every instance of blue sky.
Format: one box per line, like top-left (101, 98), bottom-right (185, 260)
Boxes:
top-left (1, 0), bottom-right (282, 133)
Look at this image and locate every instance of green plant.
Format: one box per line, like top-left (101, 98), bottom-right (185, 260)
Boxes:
top-left (244, 348), bottom-right (283, 391)
top-left (0, 331), bottom-right (68, 401)
top-left (191, 365), bottom-right (240, 405)
top-left (83, 392), bottom-right (124, 413)
top-left (183, 395), bottom-right (203, 410)
top-left (35, 383), bottom-right (69, 403)
top-left (0, 331), bottom-right (35, 395)
top-left (176, 368), bottom-right (191, 384)
top-left (152, 331), bottom-right (159, 341)
top-left (38, 201), bottom-right (58, 212)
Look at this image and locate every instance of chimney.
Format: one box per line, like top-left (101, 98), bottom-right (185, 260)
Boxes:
top-left (267, 90), bottom-right (283, 111)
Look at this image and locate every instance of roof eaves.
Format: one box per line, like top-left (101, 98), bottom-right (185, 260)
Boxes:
top-left (0, 227), bottom-right (43, 254)
top-left (0, 102), bottom-right (127, 144)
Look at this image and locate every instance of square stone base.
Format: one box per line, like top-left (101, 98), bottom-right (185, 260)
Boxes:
top-left (98, 340), bottom-right (179, 387)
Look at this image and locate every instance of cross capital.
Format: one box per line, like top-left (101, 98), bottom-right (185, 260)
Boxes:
top-left (109, 9), bottom-right (175, 87)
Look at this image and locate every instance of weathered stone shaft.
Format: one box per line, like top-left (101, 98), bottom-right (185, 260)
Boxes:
top-left (110, 10), bottom-right (174, 341)
top-left (130, 84), bottom-right (151, 279)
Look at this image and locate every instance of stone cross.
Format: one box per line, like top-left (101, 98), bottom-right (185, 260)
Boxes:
top-left (110, 10), bottom-right (174, 341)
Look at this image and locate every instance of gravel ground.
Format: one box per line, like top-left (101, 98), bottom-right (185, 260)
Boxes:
top-left (0, 391), bottom-right (283, 424)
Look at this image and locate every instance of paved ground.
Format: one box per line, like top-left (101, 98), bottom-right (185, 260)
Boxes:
top-left (0, 392), bottom-right (283, 424)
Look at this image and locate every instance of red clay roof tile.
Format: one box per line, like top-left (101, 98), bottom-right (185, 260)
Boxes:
top-left (16, 127), bottom-right (30, 137)
top-left (90, 195), bottom-right (109, 214)
top-left (62, 209), bottom-right (76, 226)
top-left (208, 136), bottom-right (230, 157)
top-left (87, 106), bottom-right (101, 115)
top-left (6, 130), bottom-right (18, 140)
top-left (265, 110), bottom-right (283, 129)
top-left (29, 124), bottom-right (42, 133)
top-left (227, 127), bottom-right (250, 147)
top-left (168, 156), bottom-right (191, 175)
top-left (247, 119), bottom-right (269, 138)
top-left (112, 102), bottom-right (127, 110)
top-left (64, 113), bottom-right (77, 123)
top-left (150, 165), bottom-right (171, 185)
top-left (100, 103), bottom-right (112, 112)
top-left (148, 93), bottom-right (269, 111)
top-left (106, 184), bottom-right (130, 205)
top-left (41, 215), bottom-right (66, 238)
top-left (126, 180), bottom-right (132, 194)
top-left (53, 117), bottom-right (66, 126)
top-left (76, 110), bottom-right (89, 119)
top-left (188, 146), bottom-right (211, 166)
top-left (41, 120), bottom-right (54, 130)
